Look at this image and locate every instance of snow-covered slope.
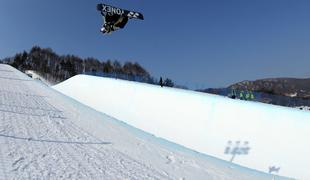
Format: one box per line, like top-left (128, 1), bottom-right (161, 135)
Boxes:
top-left (25, 70), bottom-right (52, 86)
top-left (0, 64), bottom-right (286, 179)
top-left (295, 106), bottom-right (310, 111)
top-left (54, 75), bottom-right (310, 179)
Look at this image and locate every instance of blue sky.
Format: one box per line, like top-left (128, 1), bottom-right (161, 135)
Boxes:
top-left (1, 0), bottom-right (310, 88)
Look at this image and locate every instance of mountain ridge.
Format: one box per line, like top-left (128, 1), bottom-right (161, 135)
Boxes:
top-left (229, 77), bottom-right (310, 99)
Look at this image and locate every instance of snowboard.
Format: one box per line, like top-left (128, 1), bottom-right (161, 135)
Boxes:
top-left (97, 3), bottom-right (144, 20)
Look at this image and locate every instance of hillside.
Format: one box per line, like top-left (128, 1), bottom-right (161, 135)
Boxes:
top-left (229, 78), bottom-right (310, 99)
top-left (1, 46), bottom-right (174, 86)
top-left (199, 77), bottom-right (310, 108)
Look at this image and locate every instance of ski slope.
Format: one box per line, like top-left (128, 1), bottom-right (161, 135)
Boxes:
top-left (54, 75), bottom-right (310, 180)
top-left (25, 70), bottom-right (52, 86)
top-left (0, 64), bottom-right (287, 179)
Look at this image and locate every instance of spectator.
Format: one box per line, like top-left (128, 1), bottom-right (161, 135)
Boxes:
top-left (159, 77), bottom-right (163, 87)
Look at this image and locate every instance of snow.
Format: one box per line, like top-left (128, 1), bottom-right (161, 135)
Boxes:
top-left (25, 70), bottom-right (52, 86)
top-left (0, 64), bottom-right (288, 179)
top-left (54, 74), bottom-right (310, 180)
top-left (284, 92), bottom-right (298, 97)
top-left (295, 106), bottom-right (310, 111)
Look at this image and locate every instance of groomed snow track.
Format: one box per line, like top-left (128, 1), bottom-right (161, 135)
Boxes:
top-left (54, 74), bottom-right (310, 180)
top-left (0, 64), bottom-right (289, 180)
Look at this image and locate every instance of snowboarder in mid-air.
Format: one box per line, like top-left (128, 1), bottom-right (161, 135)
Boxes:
top-left (97, 3), bottom-right (144, 34)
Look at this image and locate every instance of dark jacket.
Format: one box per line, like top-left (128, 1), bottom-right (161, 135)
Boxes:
top-left (105, 14), bottom-right (128, 29)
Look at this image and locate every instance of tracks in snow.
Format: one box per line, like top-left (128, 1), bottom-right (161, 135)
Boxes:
top-left (0, 66), bottom-right (170, 179)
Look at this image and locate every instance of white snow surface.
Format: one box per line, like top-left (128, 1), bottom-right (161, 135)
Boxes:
top-left (54, 75), bottom-right (310, 180)
top-left (0, 65), bottom-right (287, 179)
top-left (25, 70), bottom-right (52, 86)
top-left (295, 106), bottom-right (310, 111)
